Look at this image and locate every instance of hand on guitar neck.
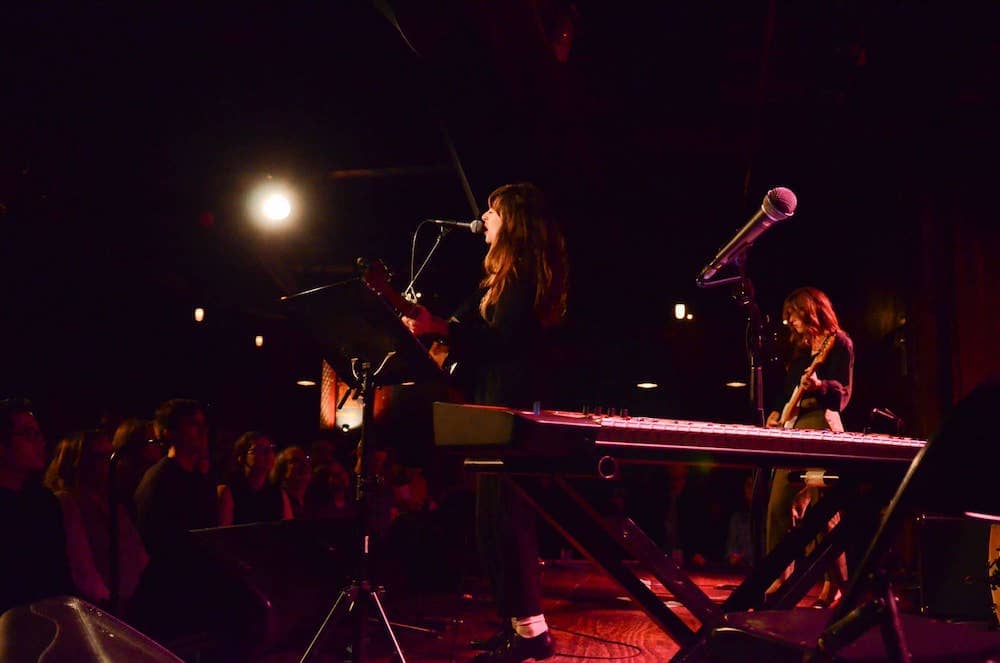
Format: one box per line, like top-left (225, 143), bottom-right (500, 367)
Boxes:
top-left (360, 259), bottom-right (453, 371)
top-left (767, 333), bottom-right (835, 429)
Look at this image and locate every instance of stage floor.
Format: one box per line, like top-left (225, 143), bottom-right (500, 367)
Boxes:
top-left (255, 559), bottom-right (827, 662)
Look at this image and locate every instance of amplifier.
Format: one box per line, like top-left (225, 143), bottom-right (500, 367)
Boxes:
top-left (916, 514), bottom-right (996, 623)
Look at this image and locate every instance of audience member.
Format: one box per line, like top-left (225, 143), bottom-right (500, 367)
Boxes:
top-left (390, 463), bottom-right (435, 515)
top-left (44, 429), bottom-right (148, 607)
top-left (270, 445), bottom-right (311, 518)
top-left (217, 431), bottom-right (290, 525)
top-left (725, 473), bottom-right (756, 569)
top-left (0, 399), bottom-right (73, 613)
top-left (110, 418), bottom-right (162, 521)
top-left (129, 399), bottom-right (224, 643)
top-left (305, 458), bottom-right (356, 520)
top-left (133, 399), bottom-right (217, 557)
top-left (662, 464), bottom-right (688, 565)
top-left (308, 438), bottom-right (338, 470)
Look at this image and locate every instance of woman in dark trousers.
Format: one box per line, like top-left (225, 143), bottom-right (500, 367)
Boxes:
top-left (765, 286), bottom-right (854, 608)
top-left (405, 182), bottom-right (568, 662)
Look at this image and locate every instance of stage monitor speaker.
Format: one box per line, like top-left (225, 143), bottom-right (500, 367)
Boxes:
top-left (0, 596), bottom-right (181, 662)
top-left (916, 514), bottom-right (996, 622)
top-left (126, 516), bottom-right (358, 657)
top-left (187, 516), bottom-right (358, 646)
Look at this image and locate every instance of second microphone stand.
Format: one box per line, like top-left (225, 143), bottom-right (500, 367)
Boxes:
top-left (697, 250), bottom-right (772, 564)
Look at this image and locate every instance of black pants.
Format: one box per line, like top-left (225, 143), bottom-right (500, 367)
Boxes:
top-left (766, 409), bottom-right (848, 588)
top-left (476, 474), bottom-right (541, 619)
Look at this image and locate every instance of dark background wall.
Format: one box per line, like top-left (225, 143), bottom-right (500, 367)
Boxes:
top-left (2, 2), bottom-right (996, 443)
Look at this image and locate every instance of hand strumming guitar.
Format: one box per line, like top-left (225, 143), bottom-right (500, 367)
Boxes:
top-left (767, 368), bottom-right (823, 427)
top-left (799, 370), bottom-right (822, 392)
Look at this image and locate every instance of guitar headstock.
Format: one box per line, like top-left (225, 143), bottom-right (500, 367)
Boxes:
top-left (358, 257), bottom-right (391, 286)
top-left (358, 258), bottom-right (417, 317)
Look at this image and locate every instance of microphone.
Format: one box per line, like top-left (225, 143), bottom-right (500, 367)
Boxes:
top-left (426, 218), bottom-right (485, 234)
top-left (697, 187), bottom-right (797, 285)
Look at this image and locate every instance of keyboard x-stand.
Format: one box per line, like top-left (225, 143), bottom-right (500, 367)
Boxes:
top-left (434, 403), bottom-right (926, 662)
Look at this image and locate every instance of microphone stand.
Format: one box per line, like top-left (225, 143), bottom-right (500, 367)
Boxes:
top-left (403, 221), bottom-right (451, 305)
top-left (697, 250), bottom-right (770, 564)
top-left (733, 256), bottom-right (767, 428)
top-left (696, 251), bottom-right (767, 425)
top-left (108, 450), bottom-right (121, 614)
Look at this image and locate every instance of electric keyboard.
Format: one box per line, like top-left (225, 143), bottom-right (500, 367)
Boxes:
top-left (433, 402), bottom-right (925, 467)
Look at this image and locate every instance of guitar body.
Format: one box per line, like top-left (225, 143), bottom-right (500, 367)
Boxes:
top-left (780, 385), bottom-right (803, 428)
top-left (778, 334), bottom-right (835, 428)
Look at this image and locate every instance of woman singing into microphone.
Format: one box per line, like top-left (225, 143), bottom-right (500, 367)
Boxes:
top-left (404, 182), bottom-right (568, 662)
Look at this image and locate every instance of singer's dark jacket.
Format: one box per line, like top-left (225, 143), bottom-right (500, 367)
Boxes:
top-left (772, 329), bottom-right (854, 417)
top-left (447, 260), bottom-right (557, 619)
top-left (446, 265), bottom-right (552, 409)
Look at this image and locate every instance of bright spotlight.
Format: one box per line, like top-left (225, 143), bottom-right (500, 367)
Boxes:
top-left (636, 382), bottom-right (659, 390)
top-left (254, 335), bottom-right (264, 348)
top-left (262, 194), bottom-right (290, 221)
top-left (674, 303), bottom-right (686, 320)
top-left (249, 181), bottom-right (295, 229)
top-left (194, 307), bottom-right (205, 322)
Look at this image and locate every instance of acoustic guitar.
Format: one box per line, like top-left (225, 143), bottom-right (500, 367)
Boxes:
top-left (359, 258), bottom-right (454, 372)
top-left (779, 333), bottom-right (835, 429)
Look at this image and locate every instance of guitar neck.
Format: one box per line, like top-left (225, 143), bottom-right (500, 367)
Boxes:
top-left (779, 333), bottom-right (835, 425)
top-left (361, 261), bottom-right (418, 318)
top-left (379, 287), bottom-right (418, 319)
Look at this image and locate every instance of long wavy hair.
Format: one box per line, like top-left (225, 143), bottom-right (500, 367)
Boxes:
top-left (479, 182), bottom-right (569, 328)
top-left (782, 286), bottom-right (840, 353)
top-left (270, 445), bottom-right (311, 488)
top-left (43, 429), bottom-right (111, 493)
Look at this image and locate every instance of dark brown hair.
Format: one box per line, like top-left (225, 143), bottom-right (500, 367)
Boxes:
top-left (480, 183), bottom-right (569, 328)
top-left (782, 286), bottom-right (841, 351)
top-left (43, 430), bottom-right (110, 492)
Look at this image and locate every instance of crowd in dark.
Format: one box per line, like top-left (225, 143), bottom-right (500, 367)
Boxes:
top-left (0, 395), bottom-right (756, 655)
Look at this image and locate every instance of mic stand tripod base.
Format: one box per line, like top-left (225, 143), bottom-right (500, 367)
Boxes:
top-left (300, 358), bottom-right (408, 663)
top-left (300, 579), bottom-right (406, 663)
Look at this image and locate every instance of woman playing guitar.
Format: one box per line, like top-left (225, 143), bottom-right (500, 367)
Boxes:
top-left (766, 287), bottom-right (854, 432)
top-left (403, 182), bottom-right (568, 662)
top-left (765, 286), bottom-right (855, 607)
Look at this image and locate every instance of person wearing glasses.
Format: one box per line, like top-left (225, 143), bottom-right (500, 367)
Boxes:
top-left (133, 398), bottom-right (217, 556)
top-left (217, 431), bottom-right (291, 525)
top-left (129, 398), bottom-right (222, 641)
top-left (110, 418), bottom-right (163, 522)
top-left (0, 398), bottom-right (73, 614)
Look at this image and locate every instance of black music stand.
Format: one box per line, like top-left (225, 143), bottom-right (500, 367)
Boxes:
top-left (282, 263), bottom-right (442, 663)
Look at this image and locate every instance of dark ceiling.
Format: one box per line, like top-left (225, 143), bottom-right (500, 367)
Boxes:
top-left (2, 2), bottom-right (996, 440)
